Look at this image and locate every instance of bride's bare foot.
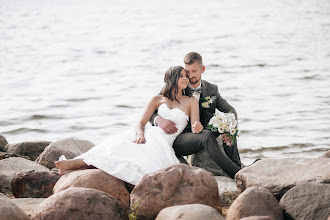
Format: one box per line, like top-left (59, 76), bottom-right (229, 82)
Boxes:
top-left (54, 159), bottom-right (87, 175)
top-left (58, 169), bottom-right (75, 176)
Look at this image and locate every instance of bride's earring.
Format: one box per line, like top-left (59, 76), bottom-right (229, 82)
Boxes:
top-left (183, 90), bottom-right (185, 95)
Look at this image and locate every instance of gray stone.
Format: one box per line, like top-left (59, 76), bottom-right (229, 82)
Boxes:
top-left (36, 137), bottom-right (94, 169)
top-left (279, 183), bottom-right (330, 220)
top-left (0, 193), bottom-right (30, 220)
top-left (4, 141), bottom-right (51, 161)
top-left (0, 152), bottom-right (31, 160)
top-left (191, 147), bottom-right (230, 177)
top-left (30, 187), bottom-right (128, 220)
top-left (12, 170), bottom-right (60, 198)
top-left (0, 135), bottom-right (8, 151)
top-left (11, 198), bottom-right (46, 217)
top-left (0, 157), bottom-right (49, 197)
top-left (215, 176), bottom-right (239, 206)
top-left (226, 186), bottom-right (283, 220)
top-left (321, 150), bottom-right (330, 158)
top-left (156, 204), bottom-right (225, 220)
top-left (235, 158), bottom-right (330, 199)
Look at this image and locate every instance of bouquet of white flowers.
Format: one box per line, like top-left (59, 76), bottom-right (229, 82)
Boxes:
top-left (207, 108), bottom-right (240, 146)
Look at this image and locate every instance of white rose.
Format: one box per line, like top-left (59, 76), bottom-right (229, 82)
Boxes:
top-left (218, 127), bottom-right (224, 133)
top-left (230, 129), bottom-right (236, 135)
top-left (222, 118), bottom-right (227, 124)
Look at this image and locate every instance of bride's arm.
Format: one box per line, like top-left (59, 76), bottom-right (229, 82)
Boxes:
top-left (133, 95), bottom-right (161, 144)
top-left (190, 98), bottom-right (203, 134)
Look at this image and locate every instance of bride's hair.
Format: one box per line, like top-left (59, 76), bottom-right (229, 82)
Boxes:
top-left (162, 66), bottom-right (191, 103)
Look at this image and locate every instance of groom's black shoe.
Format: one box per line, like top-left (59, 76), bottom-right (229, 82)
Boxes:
top-left (242, 158), bottom-right (261, 168)
top-left (177, 156), bottom-right (188, 165)
top-left (248, 158), bottom-right (261, 166)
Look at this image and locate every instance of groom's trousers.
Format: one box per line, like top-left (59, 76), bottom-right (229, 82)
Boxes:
top-left (224, 141), bottom-right (242, 168)
top-left (173, 129), bottom-right (241, 179)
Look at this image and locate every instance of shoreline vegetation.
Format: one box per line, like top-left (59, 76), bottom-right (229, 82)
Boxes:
top-left (0, 135), bottom-right (329, 219)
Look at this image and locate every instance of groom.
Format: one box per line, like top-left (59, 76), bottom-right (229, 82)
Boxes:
top-left (150, 52), bottom-right (242, 178)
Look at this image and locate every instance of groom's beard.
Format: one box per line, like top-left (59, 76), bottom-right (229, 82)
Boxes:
top-left (189, 77), bottom-right (200, 85)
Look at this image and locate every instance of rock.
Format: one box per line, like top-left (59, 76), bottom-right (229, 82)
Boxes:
top-left (215, 176), bottom-right (239, 206)
top-left (36, 137), bottom-right (94, 169)
top-left (30, 187), bottom-right (128, 220)
top-left (130, 164), bottom-right (220, 220)
top-left (321, 150), bottom-right (330, 158)
top-left (240, 217), bottom-right (272, 220)
top-left (0, 135), bottom-right (8, 151)
top-left (11, 198), bottom-right (46, 217)
top-left (12, 170), bottom-right (60, 198)
top-left (155, 204), bottom-right (225, 220)
top-left (279, 183), bottom-right (330, 220)
top-left (0, 193), bottom-right (30, 220)
top-left (226, 186), bottom-right (283, 220)
top-left (0, 152), bottom-right (31, 160)
top-left (53, 169), bottom-right (130, 208)
top-left (4, 141), bottom-right (51, 161)
top-left (0, 157), bottom-right (49, 197)
top-left (235, 158), bottom-right (330, 199)
top-left (191, 147), bottom-right (230, 177)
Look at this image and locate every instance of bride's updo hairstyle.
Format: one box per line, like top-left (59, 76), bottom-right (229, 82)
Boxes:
top-left (162, 66), bottom-right (190, 103)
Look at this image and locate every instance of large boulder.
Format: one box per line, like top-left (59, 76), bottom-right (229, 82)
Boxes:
top-left (130, 164), bottom-right (220, 220)
top-left (235, 158), bottom-right (330, 199)
top-left (0, 135), bottom-right (8, 151)
top-left (0, 157), bottom-right (49, 197)
top-left (4, 141), bottom-right (51, 161)
top-left (279, 183), bottom-right (330, 220)
top-left (191, 147), bottom-right (230, 177)
top-left (215, 176), bottom-right (239, 206)
top-left (12, 170), bottom-right (60, 198)
top-left (0, 152), bottom-right (30, 160)
top-left (30, 187), bottom-right (128, 220)
top-left (53, 169), bottom-right (130, 208)
top-left (11, 198), bottom-right (46, 217)
top-left (0, 193), bottom-right (30, 220)
top-left (156, 204), bottom-right (225, 220)
top-left (36, 137), bottom-right (94, 169)
top-left (226, 186), bottom-right (283, 220)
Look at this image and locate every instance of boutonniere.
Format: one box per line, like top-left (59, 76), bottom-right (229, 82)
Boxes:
top-left (201, 96), bottom-right (213, 108)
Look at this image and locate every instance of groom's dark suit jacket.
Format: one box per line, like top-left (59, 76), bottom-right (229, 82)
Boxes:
top-left (186, 80), bottom-right (237, 137)
top-left (150, 80), bottom-right (241, 167)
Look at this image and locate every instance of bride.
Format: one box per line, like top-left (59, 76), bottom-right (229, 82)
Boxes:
top-left (55, 66), bottom-right (203, 185)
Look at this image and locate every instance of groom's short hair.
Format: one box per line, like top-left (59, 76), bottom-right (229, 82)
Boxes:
top-left (184, 52), bottom-right (203, 65)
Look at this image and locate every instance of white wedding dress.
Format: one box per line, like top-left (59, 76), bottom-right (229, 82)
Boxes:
top-left (75, 103), bottom-right (189, 185)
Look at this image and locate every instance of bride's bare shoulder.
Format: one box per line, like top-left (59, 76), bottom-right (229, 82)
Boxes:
top-left (150, 95), bottom-right (167, 106)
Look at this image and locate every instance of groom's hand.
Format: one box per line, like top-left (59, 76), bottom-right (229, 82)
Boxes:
top-left (156, 117), bottom-right (178, 134)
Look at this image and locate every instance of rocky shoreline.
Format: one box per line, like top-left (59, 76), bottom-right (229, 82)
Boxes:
top-left (0, 135), bottom-right (329, 220)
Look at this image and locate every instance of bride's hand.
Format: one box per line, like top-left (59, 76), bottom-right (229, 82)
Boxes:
top-left (133, 135), bottom-right (146, 144)
top-left (192, 121), bottom-right (203, 134)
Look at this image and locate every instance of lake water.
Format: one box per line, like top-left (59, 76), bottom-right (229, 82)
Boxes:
top-left (1, 0), bottom-right (329, 164)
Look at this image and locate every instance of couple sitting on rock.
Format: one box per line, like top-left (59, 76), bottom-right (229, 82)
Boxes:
top-left (55, 52), bottom-right (242, 185)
